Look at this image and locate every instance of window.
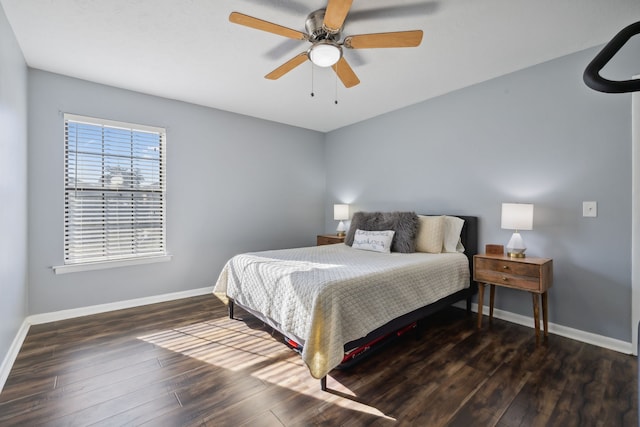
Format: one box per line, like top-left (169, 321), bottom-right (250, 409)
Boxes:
top-left (62, 114), bottom-right (167, 269)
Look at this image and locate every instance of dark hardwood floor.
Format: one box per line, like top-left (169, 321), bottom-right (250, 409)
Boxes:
top-left (0, 294), bottom-right (636, 426)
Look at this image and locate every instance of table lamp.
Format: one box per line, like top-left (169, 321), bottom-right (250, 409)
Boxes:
top-left (501, 203), bottom-right (534, 258)
top-left (333, 204), bottom-right (349, 237)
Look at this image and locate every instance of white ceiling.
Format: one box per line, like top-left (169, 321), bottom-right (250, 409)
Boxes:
top-left (2, 0), bottom-right (640, 132)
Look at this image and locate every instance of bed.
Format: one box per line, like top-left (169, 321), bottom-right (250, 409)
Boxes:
top-left (214, 214), bottom-right (478, 390)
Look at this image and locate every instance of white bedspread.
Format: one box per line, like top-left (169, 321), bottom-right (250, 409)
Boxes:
top-left (214, 243), bottom-right (469, 379)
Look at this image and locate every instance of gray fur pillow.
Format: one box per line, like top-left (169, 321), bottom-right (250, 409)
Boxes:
top-left (345, 211), bottom-right (419, 253)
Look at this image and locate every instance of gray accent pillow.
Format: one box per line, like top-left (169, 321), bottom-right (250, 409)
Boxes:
top-left (345, 211), bottom-right (419, 253)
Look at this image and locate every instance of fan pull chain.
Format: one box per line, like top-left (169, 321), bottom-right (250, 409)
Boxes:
top-left (310, 64), bottom-right (315, 97)
top-left (334, 62), bottom-right (339, 104)
top-left (334, 70), bottom-right (339, 104)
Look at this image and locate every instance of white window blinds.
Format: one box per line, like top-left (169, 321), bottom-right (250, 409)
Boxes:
top-left (64, 114), bottom-right (167, 265)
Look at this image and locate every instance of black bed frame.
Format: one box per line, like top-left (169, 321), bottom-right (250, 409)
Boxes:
top-left (227, 215), bottom-right (478, 391)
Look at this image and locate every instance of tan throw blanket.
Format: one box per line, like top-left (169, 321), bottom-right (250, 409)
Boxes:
top-left (214, 244), bottom-right (469, 379)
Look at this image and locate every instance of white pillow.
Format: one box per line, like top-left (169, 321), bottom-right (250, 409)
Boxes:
top-left (415, 215), bottom-right (445, 253)
top-left (443, 216), bottom-right (465, 253)
top-left (352, 229), bottom-right (395, 253)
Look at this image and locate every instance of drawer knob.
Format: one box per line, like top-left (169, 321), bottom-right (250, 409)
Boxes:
top-left (502, 276), bottom-right (509, 281)
top-left (502, 265), bottom-right (509, 270)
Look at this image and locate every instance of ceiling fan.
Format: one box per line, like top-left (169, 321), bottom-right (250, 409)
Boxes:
top-left (229, 0), bottom-right (424, 88)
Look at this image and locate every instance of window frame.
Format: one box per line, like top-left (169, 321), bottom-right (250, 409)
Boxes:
top-left (53, 113), bottom-right (170, 274)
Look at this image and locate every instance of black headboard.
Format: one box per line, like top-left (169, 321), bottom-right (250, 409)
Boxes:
top-left (456, 215), bottom-right (478, 262)
top-left (456, 215), bottom-right (478, 289)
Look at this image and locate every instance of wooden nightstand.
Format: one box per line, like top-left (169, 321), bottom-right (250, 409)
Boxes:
top-left (473, 254), bottom-right (553, 341)
top-left (317, 234), bottom-right (345, 246)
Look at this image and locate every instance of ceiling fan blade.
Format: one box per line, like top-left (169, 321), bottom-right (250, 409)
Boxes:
top-left (229, 12), bottom-right (308, 40)
top-left (323, 0), bottom-right (353, 34)
top-left (331, 57), bottom-right (360, 88)
top-left (265, 52), bottom-right (309, 80)
top-left (344, 30), bottom-right (423, 49)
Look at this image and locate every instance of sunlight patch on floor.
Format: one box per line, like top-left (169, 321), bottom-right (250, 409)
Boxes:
top-left (137, 316), bottom-right (395, 421)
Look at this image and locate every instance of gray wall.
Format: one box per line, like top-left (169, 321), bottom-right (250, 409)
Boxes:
top-left (0, 4), bottom-right (28, 368)
top-left (325, 45), bottom-right (638, 342)
top-left (28, 70), bottom-right (325, 314)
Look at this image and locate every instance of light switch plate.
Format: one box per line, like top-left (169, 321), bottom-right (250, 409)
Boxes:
top-left (583, 201), bottom-right (597, 217)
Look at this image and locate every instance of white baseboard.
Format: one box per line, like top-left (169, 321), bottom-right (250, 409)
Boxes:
top-left (0, 318), bottom-right (31, 393)
top-left (28, 286), bottom-right (214, 325)
top-left (456, 302), bottom-right (633, 355)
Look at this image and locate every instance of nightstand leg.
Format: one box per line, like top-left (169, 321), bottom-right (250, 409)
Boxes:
top-left (477, 283), bottom-right (485, 329)
top-left (489, 285), bottom-right (496, 322)
top-left (542, 291), bottom-right (549, 337)
top-left (532, 293), bottom-right (540, 342)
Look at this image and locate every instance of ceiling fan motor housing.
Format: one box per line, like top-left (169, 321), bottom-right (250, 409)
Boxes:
top-left (306, 9), bottom-right (341, 42)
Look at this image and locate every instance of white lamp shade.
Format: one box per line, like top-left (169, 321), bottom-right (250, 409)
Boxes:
top-left (334, 204), bottom-right (349, 221)
top-left (501, 203), bottom-right (534, 231)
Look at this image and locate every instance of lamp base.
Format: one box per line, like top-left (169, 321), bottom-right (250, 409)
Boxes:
top-left (507, 251), bottom-right (526, 258)
top-left (506, 232), bottom-right (526, 259)
top-left (336, 231), bottom-right (345, 237)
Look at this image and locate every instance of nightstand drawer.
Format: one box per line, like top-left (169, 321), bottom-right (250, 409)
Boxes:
top-left (317, 234), bottom-right (345, 245)
top-left (475, 257), bottom-right (540, 278)
top-left (474, 268), bottom-right (541, 291)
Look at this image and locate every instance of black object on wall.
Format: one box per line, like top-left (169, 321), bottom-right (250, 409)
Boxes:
top-left (583, 21), bottom-right (640, 93)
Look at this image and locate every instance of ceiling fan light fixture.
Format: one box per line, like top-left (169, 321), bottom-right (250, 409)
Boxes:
top-left (308, 41), bottom-right (342, 67)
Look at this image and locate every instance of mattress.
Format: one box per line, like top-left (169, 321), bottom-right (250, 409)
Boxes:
top-left (214, 243), bottom-right (470, 379)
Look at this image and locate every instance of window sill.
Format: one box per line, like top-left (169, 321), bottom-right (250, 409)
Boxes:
top-left (52, 254), bottom-right (172, 275)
